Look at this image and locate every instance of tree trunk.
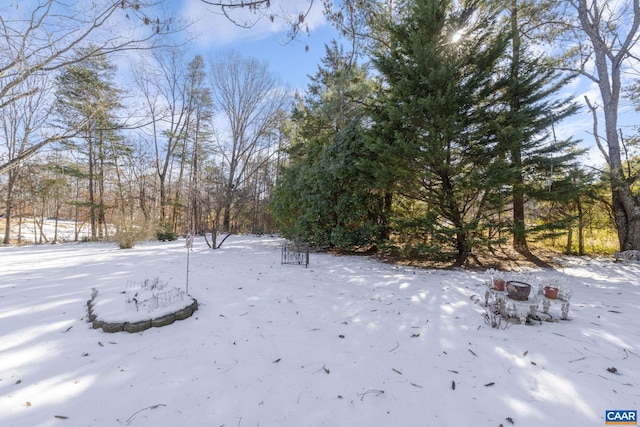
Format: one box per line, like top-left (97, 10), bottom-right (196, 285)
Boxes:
top-left (17, 209), bottom-right (23, 245)
top-left (455, 231), bottom-right (469, 266)
top-left (88, 135), bottom-right (97, 241)
top-left (510, 0), bottom-right (529, 252)
top-left (2, 173), bottom-right (16, 244)
top-left (98, 140), bottom-right (107, 240)
top-left (222, 184), bottom-right (233, 232)
top-left (577, 197), bottom-right (585, 256)
top-left (575, 0), bottom-right (640, 250)
top-left (53, 213), bottom-right (59, 243)
top-left (3, 205), bottom-right (11, 244)
top-left (211, 228), bottom-right (217, 249)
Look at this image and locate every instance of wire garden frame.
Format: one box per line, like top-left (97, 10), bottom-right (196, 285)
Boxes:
top-left (125, 278), bottom-right (185, 312)
top-left (281, 242), bottom-right (309, 268)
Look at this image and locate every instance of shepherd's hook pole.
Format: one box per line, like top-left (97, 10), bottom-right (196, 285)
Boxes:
top-left (186, 231), bottom-right (194, 295)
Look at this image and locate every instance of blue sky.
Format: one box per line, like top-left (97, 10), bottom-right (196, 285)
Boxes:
top-left (177, 0), bottom-right (338, 91)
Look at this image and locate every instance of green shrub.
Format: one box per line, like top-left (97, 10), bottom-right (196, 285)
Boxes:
top-left (156, 230), bottom-right (178, 242)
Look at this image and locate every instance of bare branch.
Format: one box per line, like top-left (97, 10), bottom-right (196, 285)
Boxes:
top-left (0, 1), bottom-right (187, 173)
top-left (0, 0), bottom-right (183, 118)
top-left (0, 123), bottom-right (87, 175)
top-left (584, 95), bottom-right (610, 165)
top-left (199, 0), bottom-right (314, 40)
top-left (200, 0), bottom-right (273, 9)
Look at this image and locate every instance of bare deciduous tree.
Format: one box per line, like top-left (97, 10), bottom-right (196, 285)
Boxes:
top-left (208, 51), bottom-right (288, 233)
top-left (559, 0), bottom-right (640, 250)
top-left (134, 48), bottom-right (212, 235)
top-left (0, 0), bottom-right (180, 174)
top-left (0, 72), bottom-right (52, 243)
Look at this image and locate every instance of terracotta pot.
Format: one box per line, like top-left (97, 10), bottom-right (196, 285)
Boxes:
top-left (506, 281), bottom-right (531, 301)
top-left (493, 278), bottom-right (505, 291)
top-left (544, 286), bottom-right (559, 299)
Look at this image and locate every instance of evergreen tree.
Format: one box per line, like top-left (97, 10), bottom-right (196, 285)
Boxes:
top-left (54, 46), bottom-right (122, 240)
top-left (368, 0), bottom-right (511, 265)
top-left (272, 42), bottom-right (386, 249)
top-left (499, 1), bottom-right (584, 252)
top-left (530, 165), bottom-right (595, 255)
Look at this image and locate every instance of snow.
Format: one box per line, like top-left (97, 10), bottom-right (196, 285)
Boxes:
top-left (0, 235), bottom-right (638, 427)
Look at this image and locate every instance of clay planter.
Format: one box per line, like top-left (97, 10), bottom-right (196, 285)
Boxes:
top-left (544, 286), bottom-right (559, 299)
top-left (493, 278), bottom-right (506, 291)
top-left (506, 281), bottom-right (531, 301)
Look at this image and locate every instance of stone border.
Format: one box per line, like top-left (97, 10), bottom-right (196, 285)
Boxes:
top-left (87, 287), bottom-right (198, 333)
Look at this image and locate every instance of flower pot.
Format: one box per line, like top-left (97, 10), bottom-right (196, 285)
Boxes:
top-left (506, 281), bottom-right (531, 301)
top-left (544, 286), bottom-right (559, 299)
top-left (493, 278), bottom-right (505, 291)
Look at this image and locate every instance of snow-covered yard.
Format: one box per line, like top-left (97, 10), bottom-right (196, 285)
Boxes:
top-left (0, 236), bottom-right (638, 426)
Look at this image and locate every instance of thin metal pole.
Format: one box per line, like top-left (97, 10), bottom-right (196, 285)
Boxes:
top-left (186, 247), bottom-right (190, 295)
top-left (186, 231), bottom-right (193, 295)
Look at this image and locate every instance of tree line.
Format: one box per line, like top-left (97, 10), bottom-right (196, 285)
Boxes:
top-left (1, 1), bottom-right (286, 246)
top-left (1, 0), bottom-right (638, 263)
top-left (271, 0), bottom-right (639, 264)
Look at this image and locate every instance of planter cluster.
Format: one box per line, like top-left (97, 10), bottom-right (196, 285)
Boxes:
top-left (484, 269), bottom-right (573, 325)
top-left (87, 288), bottom-right (198, 333)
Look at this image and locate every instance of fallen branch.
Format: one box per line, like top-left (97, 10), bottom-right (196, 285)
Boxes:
top-left (125, 404), bottom-right (166, 425)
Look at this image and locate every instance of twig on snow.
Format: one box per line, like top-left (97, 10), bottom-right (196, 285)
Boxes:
top-left (312, 364), bottom-right (330, 374)
top-left (388, 341), bottom-right (399, 353)
top-left (358, 389), bottom-right (384, 401)
top-left (125, 404), bottom-right (166, 425)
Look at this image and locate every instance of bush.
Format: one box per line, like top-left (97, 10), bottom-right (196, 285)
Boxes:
top-left (156, 230), bottom-right (178, 242)
top-left (113, 222), bottom-right (149, 249)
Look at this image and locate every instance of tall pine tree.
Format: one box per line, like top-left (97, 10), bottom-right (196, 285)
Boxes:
top-left (55, 46), bottom-right (122, 241)
top-left (499, 1), bottom-right (584, 253)
top-left (368, 0), bottom-right (511, 265)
